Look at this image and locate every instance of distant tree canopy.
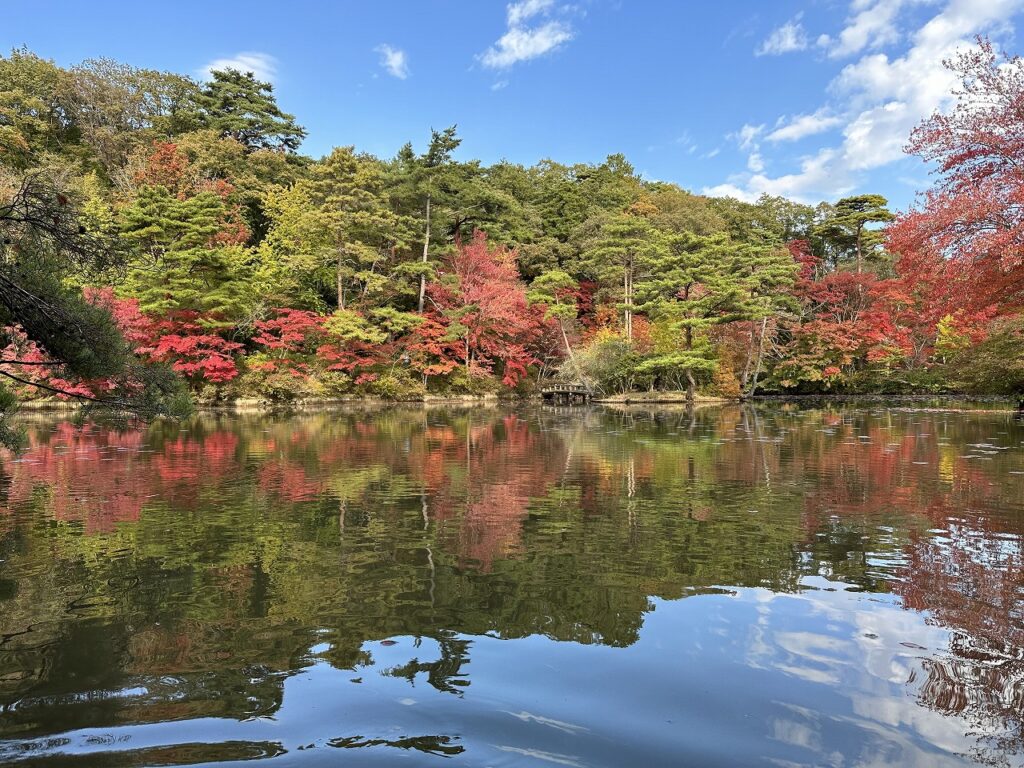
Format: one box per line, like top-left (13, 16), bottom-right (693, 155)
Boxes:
top-left (0, 38), bottom-right (1021, 445)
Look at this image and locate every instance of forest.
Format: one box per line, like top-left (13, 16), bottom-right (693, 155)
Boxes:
top-left (1, 39), bottom-right (1023, 431)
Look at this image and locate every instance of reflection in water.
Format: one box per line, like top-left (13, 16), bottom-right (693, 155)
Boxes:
top-left (0, 404), bottom-right (1022, 766)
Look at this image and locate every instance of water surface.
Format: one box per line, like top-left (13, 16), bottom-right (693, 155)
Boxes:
top-left (1, 404), bottom-right (1023, 766)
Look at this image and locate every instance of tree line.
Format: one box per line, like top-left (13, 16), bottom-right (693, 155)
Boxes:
top-left (1, 40), bottom-right (1022, 438)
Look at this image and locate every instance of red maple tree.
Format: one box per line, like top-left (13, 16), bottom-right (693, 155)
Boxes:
top-left (430, 231), bottom-right (550, 386)
top-left (889, 38), bottom-right (1024, 319)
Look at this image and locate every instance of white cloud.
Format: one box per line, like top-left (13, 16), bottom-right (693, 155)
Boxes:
top-left (507, 0), bottom-right (553, 26)
top-left (705, 148), bottom-right (855, 202)
top-left (766, 109), bottom-right (843, 142)
top-left (828, 0), bottom-right (909, 59)
top-left (705, 0), bottom-right (1024, 203)
top-left (756, 15), bottom-right (809, 56)
top-left (840, 100), bottom-right (912, 170)
top-left (721, 124), bottom-right (769, 181)
top-left (480, 0), bottom-right (574, 69)
top-left (491, 79), bottom-right (509, 91)
top-left (199, 52), bottom-right (277, 83)
top-left (733, 123), bottom-right (765, 150)
top-left (702, 182), bottom-right (756, 201)
top-left (481, 23), bottom-right (573, 67)
top-left (375, 44), bottom-right (409, 79)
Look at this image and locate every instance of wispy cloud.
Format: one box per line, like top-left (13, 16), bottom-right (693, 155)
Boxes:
top-left (756, 14), bottom-right (808, 56)
top-left (825, 0), bottom-right (909, 59)
top-left (507, 0), bottom-right (553, 26)
top-left (199, 52), bottom-right (277, 83)
top-left (480, 0), bottom-right (574, 69)
top-left (375, 44), bottom-right (409, 79)
top-left (707, 0), bottom-right (1024, 202)
top-left (766, 109), bottom-right (843, 142)
top-left (675, 132), bottom-right (699, 154)
top-left (732, 123), bottom-right (765, 151)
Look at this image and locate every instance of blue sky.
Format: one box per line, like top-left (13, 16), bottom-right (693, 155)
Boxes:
top-left (6, 0), bottom-right (1024, 209)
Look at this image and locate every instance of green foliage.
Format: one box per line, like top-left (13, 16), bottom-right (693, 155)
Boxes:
top-left (4, 44), bottom-right (1017, 412)
top-left (934, 314), bottom-right (971, 362)
top-left (527, 269), bottom-right (578, 322)
top-left (367, 370), bottom-right (426, 400)
top-left (324, 310), bottom-right (387, 344)
top-left (235, 356), bottom-right (321, 402)
top-left (64, 57), bottom-right (202, 172)
top-left (0, 170), bottom-right (129, 380)
top-left (814, 194), bottom-right (894, 272)
top-left (0, 252), bottom-right (129, 378)
top-left (196, 68), bottom-right (305, 153)
top-left (574, 334), bottom-right (645, 394)
top-left (120, 185), bottom-right (250, 318)
top-left (259, 147), bottom-right (415, 311)
top-left (437, 364), bottom-right (502, 395)
top-left (0, 168), bottom-right (192, 442)
top-left (0, 47), bottom-right (76, 169)
top-left (0, 381), bottom-right (24, 448)
top-left (945, 316), bottom-right (1024, 396)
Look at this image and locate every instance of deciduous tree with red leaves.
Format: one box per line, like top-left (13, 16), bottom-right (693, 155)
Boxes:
top-left (402, 313), bottom-right (464, 384)
top-left (251, 309), bottom-right (327, 376)
top-left (140, 313), bottom-right (243, 384)
top-left (889, 38), bottom-right (1024, 317)
top-left (430, 231), bottom-right (550, 387)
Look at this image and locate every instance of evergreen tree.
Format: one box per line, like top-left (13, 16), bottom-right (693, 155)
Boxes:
top-left (197, 68), bottom-right (305, 153)
top-left (119, 185), bottom-right (249, 319)
top-left (636, 232), bottom-right (795, 398)
top-left (815, 194), bottom-right (894, 273)
top-left (528, 269), bottom-right (585, 386)
top-left (260, 147), bottom-right (414, 311)
top-left (389, 126), bottom-right (462, 313)
top-left (580, 202), bottom-right (668, 342)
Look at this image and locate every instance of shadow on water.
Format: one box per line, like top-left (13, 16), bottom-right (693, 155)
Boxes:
top-left (0, 404), bottom-right (1022, 766)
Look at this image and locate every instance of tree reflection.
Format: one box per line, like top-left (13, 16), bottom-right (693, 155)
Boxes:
top-left (0, 404), bottom-right (1021, 761)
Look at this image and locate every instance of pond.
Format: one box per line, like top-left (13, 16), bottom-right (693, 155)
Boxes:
top-left (0, 404), bottom-right (1023, 767)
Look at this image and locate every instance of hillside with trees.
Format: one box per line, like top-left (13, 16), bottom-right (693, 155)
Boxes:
top-left (1, 40), bottom-right (1023, 431)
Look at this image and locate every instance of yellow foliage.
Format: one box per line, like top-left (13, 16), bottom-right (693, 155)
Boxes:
top-left (712, 363), bottom-right (742, 399)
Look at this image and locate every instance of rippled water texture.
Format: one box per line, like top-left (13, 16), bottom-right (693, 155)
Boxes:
top-left (0, 404), bottom-right (1023, 767)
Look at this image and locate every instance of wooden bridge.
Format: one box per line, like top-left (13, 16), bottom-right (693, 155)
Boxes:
top-left (540, 382), bottom-right (591, 405)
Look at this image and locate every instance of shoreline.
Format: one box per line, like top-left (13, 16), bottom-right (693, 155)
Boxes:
top-left (592, 392), bottom-right (733, 405)
top-left (11, 392), bottom-right (1021, 414)
top-left (13, 393), bottom-right (508, 414)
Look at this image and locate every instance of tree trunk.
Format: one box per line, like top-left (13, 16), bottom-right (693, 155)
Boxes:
top-left (855, 225), bottom-right (863, 274)
top-left (337, 247), bottom-right (345, 310)
top-left (624, 256), bottom-right (633, 342)
top-left (559, 319), bottom-right (590, 393)
top-left (418, 195), bottom-right (431, 313)
top-left (740, 323), bottom-right (756, 389)
top-left (684, 323), bottom-right (696, 401)
top-left (746, 316), bottom-right (768, 397)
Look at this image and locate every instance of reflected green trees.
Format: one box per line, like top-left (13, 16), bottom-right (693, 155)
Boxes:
top-left (0, 405), bottom-right (1022, 763)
